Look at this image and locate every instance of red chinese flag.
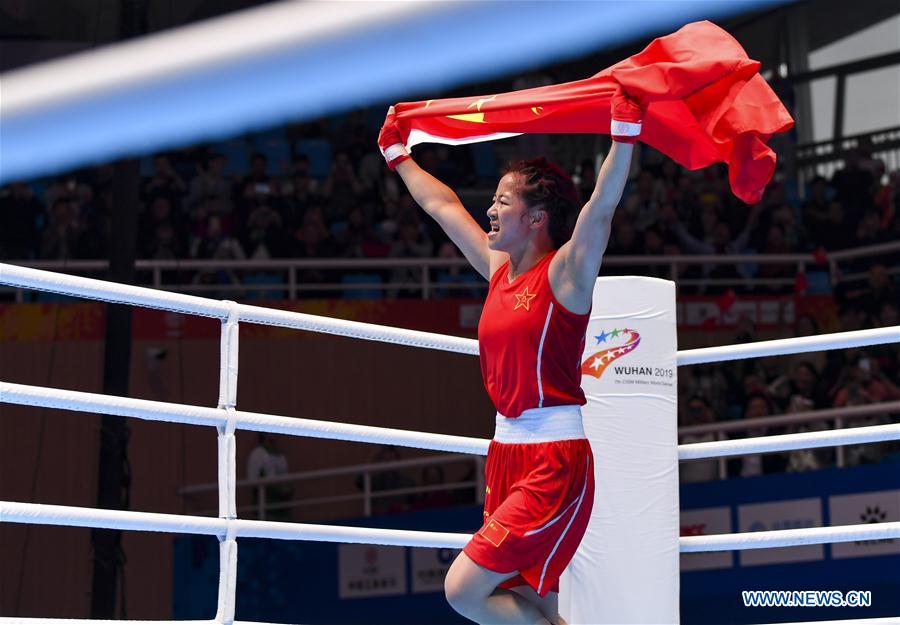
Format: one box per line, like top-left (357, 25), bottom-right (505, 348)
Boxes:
top-left (389, 21), bottom-right (793, 205)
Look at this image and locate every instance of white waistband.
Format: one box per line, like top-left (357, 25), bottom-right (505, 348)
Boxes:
top-left (494, 405), bottom-right (586, 444)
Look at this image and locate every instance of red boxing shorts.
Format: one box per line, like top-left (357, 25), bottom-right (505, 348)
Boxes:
top-left (463, 405), bottom-right (594, 597)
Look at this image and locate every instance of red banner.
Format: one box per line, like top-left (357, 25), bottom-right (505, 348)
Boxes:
top-left (392, 21), bottom-right (793, 204)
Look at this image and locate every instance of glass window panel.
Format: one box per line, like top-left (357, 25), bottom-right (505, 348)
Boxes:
top-left (843, 66), bottom-right (900, 136)
top-left (810, 76), bottom-right (837, 142)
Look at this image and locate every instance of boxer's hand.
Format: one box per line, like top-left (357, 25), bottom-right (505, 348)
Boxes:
top-left (378, 106), bottom-right (411, 171)
top-left (610, 88), bottom-right (644, 144)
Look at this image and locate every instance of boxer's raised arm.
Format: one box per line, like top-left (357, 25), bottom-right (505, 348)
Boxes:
top-left (395, 159), bottom-right (492, 280)
top-left (379, 108), bottom-right (493, 280)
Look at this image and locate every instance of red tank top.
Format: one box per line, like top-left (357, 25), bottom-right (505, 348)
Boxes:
top-left (478, 251), bottom-right (591, 418)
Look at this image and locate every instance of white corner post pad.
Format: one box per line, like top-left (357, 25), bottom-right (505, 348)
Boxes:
top-left (559, 276), bottom-right (679, 624)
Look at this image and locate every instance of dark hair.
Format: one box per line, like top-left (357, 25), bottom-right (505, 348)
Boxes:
top-left (686, 394), bottom-right (710, 408)
top-left (503, 157), bottom-right (581, 248)
top-left (744, 392), bottom-right (774, 414)
top-left (792, 360), bottom-right (818, 376)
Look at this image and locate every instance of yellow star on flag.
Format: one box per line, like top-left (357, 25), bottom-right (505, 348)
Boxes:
top-left (468, 94), bottom-right (498, 111)
top-left (513, 286), bottom-right (538, 311)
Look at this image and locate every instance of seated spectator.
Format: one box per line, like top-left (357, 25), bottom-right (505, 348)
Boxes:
top-left (830, 351), bottom-right (900, 408)
top-left (292, 215), bottom-right (337, 258)
top-left (876, 300), bottom-right (898, 328)
top-left (622, 168), bottom-right (665, 232)
top-left (341, 207), bottom-right (390, 259)
top-left (374, 195), bottom-right (402, 244)
top-left (606, 217), bottom-right (643, 256)
top-left (873, 171), bottom-right (898, 229)
top-left (413, 465), bottom-right (453, 510)
top-left (146, 221), bottom-right (183, 260)
top-left (679, 395), bottom-right (719, 483)
top-left (794, 313), bottom-right (819, 337)
top-left (784, 392), bottom-right (834, 473)
top-left (140, 196), bottom-right (186, 256)
top-left (45, 173), bottom-right (93, 214)
top-left (574, 158), bottom-right (596, 205)
top-left (0, 182), bottom-right (42, 259)
top-left (321, 152), bottom-right (363, 224)
top-left (190, 215), bottom-right (245, 296)
top-left (829, 351), bottom-right (898, 467)
top-left (334, 108), bottom-right (372, 162)
top-left (756, 225), bottom-right (797, 292)
top-left (434, 241), bottom-right (482, 298)
top-left (189, 198), bottom-right (234, 236)
top-left (852, 209), bottom-right (892, 256)
top-left (187, 152), bottom-right (233, 214)
top-left (239, 153), bottom-right (279, 217)
top-left (787, 361), bottom-right (827, 409)
top-left (244, 202), bottom-right (286, 258)
top-left (776, 313), bottom-right (828, 379)
top-left (659, 203), bottom-right (762, 293)
top-left (766, 354), bottom-right (828, 410)
top-left (291, 218), bottom-right (338, 297)
top-left (357, 150), bottom-right (386, 196)
top-left (281, 164), bottom-right (322, 233)
top-left (143, 154), bottom-right (187, 208)
top-left (771, 202), bottom-right (807, 251)
top-left (281, 155), bottom-right (317, 193)
top-left (836, 264), bottom-right (898, 319)
top-left (871, 302), bottom-right (899, 381)
top-left (356, 446), bottom-right (417, 516)
top-left (679, 363), bottom-right (730, 418)
top-left (813, 200), bottom-right (855, 250)
top-left (416, 145), bottom-right (465, 187)
top-left (801, 176), bottom-right (831, 238)
top-left (603, 216), bottom-right (645, 276)
top-left (862, 264), bottom-right (898, 318)
top-left (246, 433), bottom-right (293, 521)
top-left (191, 215), bottom-right (245, 260)
top-left (388, 218), bottom-right (433, 298)
top-left (727, 393), bottom-right (786, 477)
top-left (40, 199), bottom-right (82, 260)
top-left (641, 226), bottom-right (673, 279)
top-left (831, 148), bottom-right (874, 225)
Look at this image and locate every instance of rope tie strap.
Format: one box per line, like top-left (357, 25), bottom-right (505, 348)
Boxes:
top-left (217, 406), bottom-right (238, 521)
top-left (214, 521), bottom-right (239, 625)
top-left (217, 300), bottom-right (240, 412)
top-left (219, 406), bottom-right (238, 439)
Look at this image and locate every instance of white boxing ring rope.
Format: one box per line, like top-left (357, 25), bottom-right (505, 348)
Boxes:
top-left (2, 500), bottom-right (899, 553)
top-left (1, 380), bottom-right (898, 462)
top-left (1, 261), bottom-right (899, 625)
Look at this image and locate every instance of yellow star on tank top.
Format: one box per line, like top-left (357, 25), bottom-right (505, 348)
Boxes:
top-left (513, 286), bottom-right (537, 311)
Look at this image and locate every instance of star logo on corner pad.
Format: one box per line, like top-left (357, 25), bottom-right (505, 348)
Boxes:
top-left (513, 286), bottom-right (537, 311)
top-left (580, 327), bottom-right (641, 379)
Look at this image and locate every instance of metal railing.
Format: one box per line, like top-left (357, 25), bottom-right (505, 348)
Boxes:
top-left (680, 401), bottom-right (900, 479)
top-left (179, 401), bottom-right (900, 519)
top-left (796, 126), bottom-right (900, 184)
top-left (179, 453), bottom-right (485, 520)
top-left (3, 240), bottom-right (898, 301)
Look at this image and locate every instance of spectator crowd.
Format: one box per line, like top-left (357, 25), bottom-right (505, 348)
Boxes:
top-left (2, 106), bottom-right (898, 491)
top-left (2, 106), bottom-right (898, 299)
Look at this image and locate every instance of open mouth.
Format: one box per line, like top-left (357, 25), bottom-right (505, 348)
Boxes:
top-left (489, 221), bottom-right (500, 233)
